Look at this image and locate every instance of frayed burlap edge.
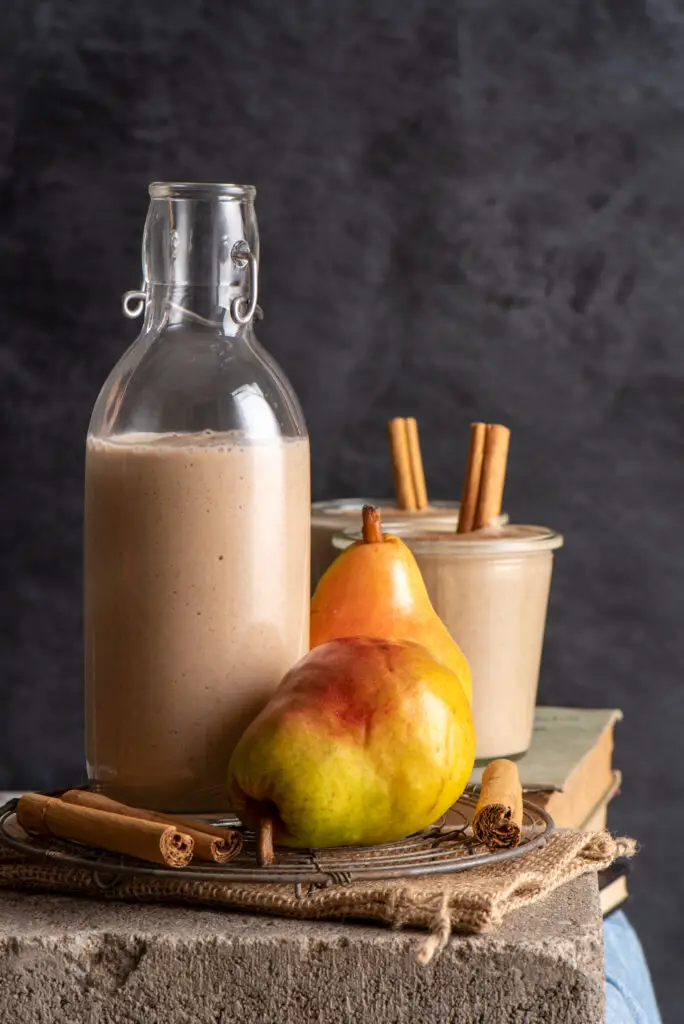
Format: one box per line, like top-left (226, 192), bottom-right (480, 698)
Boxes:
top-left (0, 829), bottom-right (635, 964)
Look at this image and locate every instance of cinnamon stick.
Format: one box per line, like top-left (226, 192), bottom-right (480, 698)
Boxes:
top-left (457, 422), bottom-right (487, 533)
top-left (388, 418), bottom-right (417, 510)
top-left (474, 424), bottom-right (510, 529)
top-left (60, 790), bottom-right (242, 865)
top-left (362, 504), bottom-right (383, 544)
top-left (257, 816), bottom-right (275, 867)
top-left (472, 759), bottom-right (523, 849)
top-left (405, 417), bottom-right (429, 510)
top-left (17, 793), bottom-right (194, 867)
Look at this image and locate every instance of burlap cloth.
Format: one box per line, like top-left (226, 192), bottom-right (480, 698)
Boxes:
top-left (0, 829), bottom-right (634, 963)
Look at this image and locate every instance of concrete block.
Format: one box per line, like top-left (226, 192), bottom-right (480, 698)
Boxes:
top-left (0, 873), bottom-right (604, 1023)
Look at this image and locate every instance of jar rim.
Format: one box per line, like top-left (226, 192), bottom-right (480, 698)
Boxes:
top-left (333, 522), bottom-right (563, 556)
top-left (148, 182), bottom-right (257, 201)
top-left (311, 498), bottom-right (459, 520)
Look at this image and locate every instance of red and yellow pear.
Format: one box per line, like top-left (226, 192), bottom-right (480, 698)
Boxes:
top-left (227, 636), bottom-right (476, 852)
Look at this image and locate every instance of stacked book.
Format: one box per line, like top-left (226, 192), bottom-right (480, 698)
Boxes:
top-left (462, 707), bottom-right (628, 916)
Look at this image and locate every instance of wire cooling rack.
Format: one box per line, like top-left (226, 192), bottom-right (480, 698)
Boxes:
top-left (0, 790), bottom-right (553, 897)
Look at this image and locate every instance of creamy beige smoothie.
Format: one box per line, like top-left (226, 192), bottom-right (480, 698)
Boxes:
top-left (84, 430), bottom-right (310, 813)
top-left (333, 523), bottom-right (562, 762)
top-left (311, 499), bottom-right (460, 590)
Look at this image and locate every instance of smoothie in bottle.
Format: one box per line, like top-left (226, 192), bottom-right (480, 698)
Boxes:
top-left (84, 183), bottom-right (310, 813)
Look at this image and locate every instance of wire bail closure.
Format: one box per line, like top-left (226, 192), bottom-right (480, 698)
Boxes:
top-left (122, 289), bottom-right (147, 319)
top-left (230, 240), bottom-right (259, 325)
top-left (122, 240), bottom-right (260, 325)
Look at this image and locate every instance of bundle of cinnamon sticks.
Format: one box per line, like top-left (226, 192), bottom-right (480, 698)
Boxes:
top-left (387, 417), bottom-right (429, 510)
top-left (15, 791), bottom-right (243, 868)
top-left (458, 422), bottom-right (510, 533)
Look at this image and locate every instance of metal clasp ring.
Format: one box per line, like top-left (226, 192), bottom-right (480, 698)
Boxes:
top-left (122, 288), bottom-right (147, 319)
top-left (230, 241), bottom-right (259, 325)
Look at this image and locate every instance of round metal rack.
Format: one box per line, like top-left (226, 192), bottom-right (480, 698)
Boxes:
top-left (0, 790), bottom-right (553, 897)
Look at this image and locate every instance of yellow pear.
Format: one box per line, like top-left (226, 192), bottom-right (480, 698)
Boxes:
top-left (310, 506), bottom-right (471, 702)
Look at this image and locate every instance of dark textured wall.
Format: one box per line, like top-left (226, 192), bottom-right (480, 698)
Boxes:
top-left (1, 1), bottom-right (680, 1017)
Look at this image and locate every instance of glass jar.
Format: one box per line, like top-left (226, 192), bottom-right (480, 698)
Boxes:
top-left (84, 182), bottom-right (310, 813)
top-left (334, 523), bottom-right (562, 762)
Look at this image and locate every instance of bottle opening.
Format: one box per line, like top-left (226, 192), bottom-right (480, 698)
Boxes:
top-left (148, 182), bottom-right (257, 201)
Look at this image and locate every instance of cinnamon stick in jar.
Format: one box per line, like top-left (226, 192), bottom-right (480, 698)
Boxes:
top-left (472, 759), bottom-right (523, 849)
top-left (474, 424), bottom-right (510, 529)
top-left (405, 417), bottom-right (429, 510)
top-left (60, 790), bottom-right (242, 864)
top-left (388, 418), bottom-right (418, 510)
top-left (457, 422), bottom-right (487, 534)
top-left (16, 793), bottom-right (194, 867)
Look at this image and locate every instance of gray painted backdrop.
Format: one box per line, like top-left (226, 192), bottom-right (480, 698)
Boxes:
top-left (1, 1), bottom-right (679, 1017)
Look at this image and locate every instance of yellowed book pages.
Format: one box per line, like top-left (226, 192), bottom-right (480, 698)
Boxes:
top-left (579, 771), bottom-right (622, 831)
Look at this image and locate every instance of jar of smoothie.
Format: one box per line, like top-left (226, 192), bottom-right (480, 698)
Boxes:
top-left (84, 182), bottom-right (310, 813)
top-left (311, 499), bottom-right (460, 590)
top-left (333, 523), bottom-right (562, 762)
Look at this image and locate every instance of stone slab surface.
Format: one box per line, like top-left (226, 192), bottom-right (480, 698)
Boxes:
top-left (0, 874), bottom-right (604, 1023)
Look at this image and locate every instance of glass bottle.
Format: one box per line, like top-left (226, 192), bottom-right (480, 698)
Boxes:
top-left (84, 182), bottom-right (310, 813)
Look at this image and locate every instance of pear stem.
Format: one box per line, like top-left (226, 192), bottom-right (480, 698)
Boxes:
top-left (362, 505), bottom-right (383, 544)
top-left (257, 815), bottom-right (275, 867)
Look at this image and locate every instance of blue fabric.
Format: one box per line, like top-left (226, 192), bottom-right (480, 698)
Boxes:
top-left (605, 912), bottom-right (662, 1024)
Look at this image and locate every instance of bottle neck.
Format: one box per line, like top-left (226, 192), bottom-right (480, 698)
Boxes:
top-left (141, 189), bottom-right (259, 337)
